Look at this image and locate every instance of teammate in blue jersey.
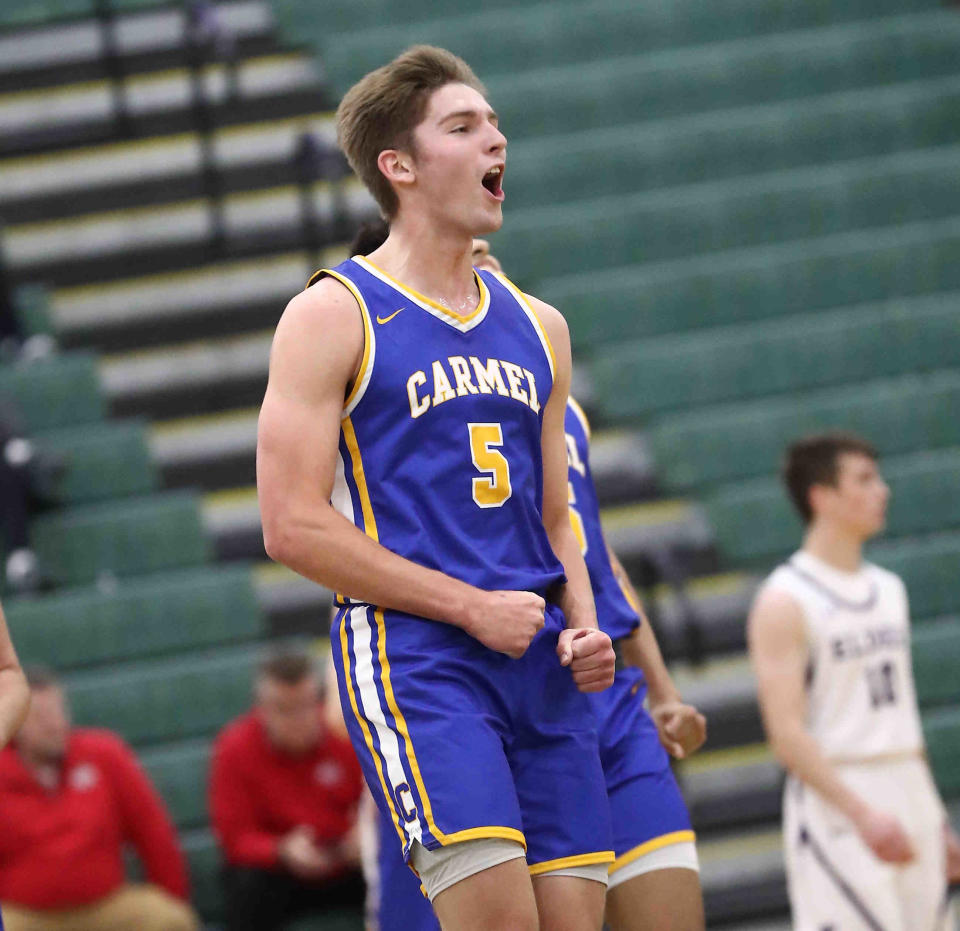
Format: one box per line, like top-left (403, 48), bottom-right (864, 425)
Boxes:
top-left (566, 397), bottom-right (707, 931)
top-left (257, 46), bottom-right (616, 931)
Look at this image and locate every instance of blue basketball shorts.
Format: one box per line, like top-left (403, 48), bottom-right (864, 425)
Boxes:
top-left (587, 667), bottom-right (695, 879)
top-left (333, 601), bottom-right (614, 874)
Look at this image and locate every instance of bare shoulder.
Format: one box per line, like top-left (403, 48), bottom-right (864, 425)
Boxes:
top-left (276, 276), bottom-right (363, 347)
top-left (748, 585), bottom-right (806, 650)
top-left (523, 293), bottom-right (569, 343)
top-left (268, 276), bottom-right (365, 401)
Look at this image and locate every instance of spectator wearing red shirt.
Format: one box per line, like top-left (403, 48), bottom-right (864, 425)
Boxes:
top-left (210, 650), bottom-right (365, 931)
top-left (0, 666), bottom-right (199, 931)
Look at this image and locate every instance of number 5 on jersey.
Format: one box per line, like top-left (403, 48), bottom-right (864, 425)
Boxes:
top-left (469, 423), bottom-right (512, 508)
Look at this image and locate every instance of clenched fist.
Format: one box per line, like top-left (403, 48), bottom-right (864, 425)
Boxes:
top-left (464, 590), bottom-right (546, 658)
top-left (649, 700), bottom-right (707, 760)
top-left (557, 628), bottom-right (615, 692)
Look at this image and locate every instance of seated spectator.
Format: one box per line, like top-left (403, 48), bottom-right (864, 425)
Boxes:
top-left (0, 666), bottom-right (199, 931)
top-left (211, 650), bottom-right (365, 931)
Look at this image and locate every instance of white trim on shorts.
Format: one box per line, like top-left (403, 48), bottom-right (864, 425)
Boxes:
top-left (410, 837), bottom-right (526, 901)
top-left (608, 839), bottom-right (699, 891)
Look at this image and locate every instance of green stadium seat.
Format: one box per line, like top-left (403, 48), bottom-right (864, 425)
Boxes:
top-left (181, 828), bottom-right (223, 920)
top-left (912, 619), bottom-right (960, 709)
top-left (280, 0), bottom-right (942, 47)
top-left (0, 353), bottom-right (104, 433)
top-left (648, 371), bottom-right (960, 492)
top-left (871, 532), bottom-right (960, 621)
top-left (6, 564), bottom-right (262, 670)
top-left (68, 644), bottom-right (260, 746)
top-left (924, 708), bottom-right (960, 799)
top-left (483, 14), bottom-right (960, 140)
top-left (705, 483), bottom-right (798, 567)
top-left (705, 447), bottom-right (960, 566)
top-left (30, 491), bottom-right (211, 588)
top-left (591, 292), bottom-right (960, 420)
top-left (497, 149), bottom-right (960, 283)
top-left (32, 420), bottom-right (157, 505)
top-left (0, 0), bottom-right (163, 27)
top-left (139, 739), bottom-right (211, 830)
top-left (0, 0), bottom-right (89, 27)
top-left (318, 0), bottom-right (945, 92)
top-left (12, 284), bottom-right (53, 338)
top-left (541, 217), bottom-right (960, 353)
top-left (502, 78), bottom-right (960, 210)
top-left (883, 448), bottom-right (960, 539)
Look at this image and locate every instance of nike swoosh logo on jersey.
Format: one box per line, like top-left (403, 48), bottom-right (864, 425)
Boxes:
top-left (376, 307), bottom-right (405, 324)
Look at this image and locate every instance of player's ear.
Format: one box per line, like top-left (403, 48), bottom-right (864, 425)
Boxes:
top-left (378, 149), bottom-right (416, 189)
top-left (807, 482), bottom-right (831, 518)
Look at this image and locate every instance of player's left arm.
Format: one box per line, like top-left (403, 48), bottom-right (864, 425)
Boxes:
top-left (610, 546), bottom-right (707, 759)
top-left (527, 294), bottom-right (614, 692)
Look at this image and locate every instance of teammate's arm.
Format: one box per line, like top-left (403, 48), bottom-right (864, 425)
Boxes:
top-left (0, 601), bottom-right (29, 748)
top-left (526, 295), bottom-right (614, 692)
top-left (610, 547), bottom-right (707, 759)
top-left (257, 281), bottom-right (545, 659)
top-left (748, 587), bottom-right (914, 863)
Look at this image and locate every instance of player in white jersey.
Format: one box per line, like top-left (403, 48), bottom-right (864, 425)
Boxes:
top-left (748, 432), bottom-right (960, 930)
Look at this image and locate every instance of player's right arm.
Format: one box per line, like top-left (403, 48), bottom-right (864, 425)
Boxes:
top-left (257, 280), bottom-right (545, 658)
top-left (748, 587), bottom-right (914, 863)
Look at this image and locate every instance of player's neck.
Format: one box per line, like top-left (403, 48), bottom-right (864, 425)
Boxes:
top-left (802, 523), bottom-right (865, 574)
top-left (367, 216), bottom-right (479, 310)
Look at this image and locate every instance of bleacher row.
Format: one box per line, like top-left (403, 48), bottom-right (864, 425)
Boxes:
top-left (0, 0), bottom-right (958, 927)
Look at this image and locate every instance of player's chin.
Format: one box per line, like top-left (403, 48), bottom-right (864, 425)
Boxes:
top-left (473, 205), bottom-right (504, 234)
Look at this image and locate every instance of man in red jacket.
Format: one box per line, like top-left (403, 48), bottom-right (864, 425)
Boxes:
top-left (0, 666), bottom-right (199, 931)
top-left (210, 650), bottom-right (365, 931)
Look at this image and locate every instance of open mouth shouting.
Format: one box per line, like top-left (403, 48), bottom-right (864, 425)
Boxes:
top-left (482, 164), bottom-right (505, 202)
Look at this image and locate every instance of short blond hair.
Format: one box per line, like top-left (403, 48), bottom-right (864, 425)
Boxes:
top-left (336, 45), bottom-right (486, 219)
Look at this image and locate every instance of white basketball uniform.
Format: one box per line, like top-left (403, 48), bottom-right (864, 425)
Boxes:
top-left (762, 550), bottom-right (952, 931)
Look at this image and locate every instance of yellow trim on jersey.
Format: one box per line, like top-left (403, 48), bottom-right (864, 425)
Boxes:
top-left (438, 826), bottom-right (527, 849)
top-left (312, 270), bottom-right (374, 416)
top-left (338, 614), bottom-right (406, 847)
top-left (608, 830), bottom-right (697, 874)
top-left (528, 850), bottom-right (615, 877)
top-left (567, 395), bottom-right (592, 440)
top-left (493, 273), bottom-right (557, 377)
top-left (354, 255), bottom-right (490, 325)
top-left (616, 573), bottom-right (642, 614)
top-left (341, 417), bottom-right (378, 537)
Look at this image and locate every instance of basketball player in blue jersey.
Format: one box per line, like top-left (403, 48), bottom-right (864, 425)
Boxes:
top-left (565, 397), bottom-right (707, 931)
top-left (257, 46), bottom-right (617, 931)
top-left (344, 228), bottom-right (707, 931)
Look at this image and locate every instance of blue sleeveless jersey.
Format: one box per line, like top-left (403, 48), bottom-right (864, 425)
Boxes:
top-left (565, 398), bottom-right (640, 642)
top-left (315, 255), bottom-right (566, 602)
